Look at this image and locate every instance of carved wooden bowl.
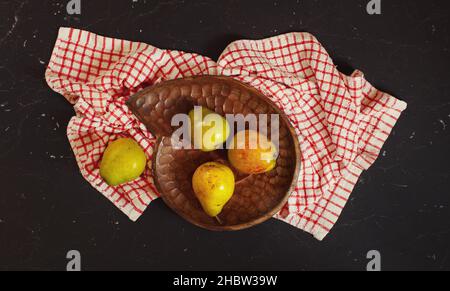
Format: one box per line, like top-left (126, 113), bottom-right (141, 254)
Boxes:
top-left (127, 76), bottom-right (300, 231)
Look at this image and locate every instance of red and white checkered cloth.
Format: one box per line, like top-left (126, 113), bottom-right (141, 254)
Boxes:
top-left (45, 28), bottom-right (407, 240)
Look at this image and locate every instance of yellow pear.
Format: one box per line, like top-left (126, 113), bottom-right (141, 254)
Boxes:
top-left (100, 138), bottom-right (147, 186)
top-left (189, 106), bottom-right (231, 152)
top-left (192, 162), bottom-right (235, 217)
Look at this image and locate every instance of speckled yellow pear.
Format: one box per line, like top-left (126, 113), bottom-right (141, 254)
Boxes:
top-left (192, 162), bottom-right (235, 217)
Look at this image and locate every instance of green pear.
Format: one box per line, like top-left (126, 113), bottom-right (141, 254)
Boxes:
top-left (100, 138), bottom-right (147, 186)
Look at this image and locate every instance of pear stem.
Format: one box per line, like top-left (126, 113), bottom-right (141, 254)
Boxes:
top-left (235, 174), bottom-right (254, 185)
top-left (215, 216), bottom-right (223, 225)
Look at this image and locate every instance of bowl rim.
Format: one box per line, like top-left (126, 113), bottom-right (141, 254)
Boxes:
top-left (132, 75), bottom-right (301, 231)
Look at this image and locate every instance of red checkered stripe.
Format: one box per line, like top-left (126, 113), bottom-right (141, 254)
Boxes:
top-left (45, 28), bottom-right (407, 240)
top-left (217, 32), bottom-right (407, 240)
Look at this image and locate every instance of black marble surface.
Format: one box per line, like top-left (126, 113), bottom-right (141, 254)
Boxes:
top-left (0, 0), bottom-right (449, 271)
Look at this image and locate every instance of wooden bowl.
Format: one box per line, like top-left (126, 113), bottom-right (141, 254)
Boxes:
top-left (127, 76), bottom-right (301, 231)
